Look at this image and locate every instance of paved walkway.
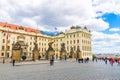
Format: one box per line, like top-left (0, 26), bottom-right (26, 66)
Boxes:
top-left (0, 60), bottom-right (120, 80)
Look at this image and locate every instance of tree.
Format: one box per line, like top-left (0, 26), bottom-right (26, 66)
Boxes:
top-left (92, 54), bottom-right (96, 59)
top-left (21, 55), bottom-right (26, 61)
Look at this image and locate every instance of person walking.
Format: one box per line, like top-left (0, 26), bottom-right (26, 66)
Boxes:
top-left (105, 57), bottom-right (107, 64)
top-left (50, 55), bottom-right (54, 66)
top-left (12, 59), bottom-right (15, 66)
top-left (109, 57), bottom-right (114, 66)
top-left (3, 58), bottom-right (5, 64)
top-left (117, 58), bottom-right (120, 66)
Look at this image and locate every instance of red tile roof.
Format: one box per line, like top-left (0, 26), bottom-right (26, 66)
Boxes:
top-left (0, 22), bottom-right (39, 33)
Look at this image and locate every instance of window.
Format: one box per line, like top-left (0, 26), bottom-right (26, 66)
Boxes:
top-left (74, 46), bottom-right (76, 51)
top-left (67, 46), bottom-right (69, 51)
top-left (30, 42), bottom-right (32, 45)
top-left (24, 53), bottom-right (26, 56)
top-left (1, 53), bottom-right (4, 56)
top-left (73, 34), bottom-right (75, 37)
top-left (7, 53), bottom-right (9, 58)
top-left (30, 47), bottom-right (31, 51)
top-left (77, 40), bottom-right (79, 43)
top-left (74, 40), bottom-right (75, 44)
top-left (70, 40), bottom-right (72, 44)
top-left (67, 36), bottom-right (68, 38)
top-left (2, 46), bottom-right (5, 50)
top-left (67, 41), bottom-right (69, 44)
top-left (3, 39), bottom-right (5, 43)
top-left (8, 46), bottom-right (10, 50)
top-left (8, 40), bottom-right (10, 43)
top-left (4, 33), bottom-right (6, 36)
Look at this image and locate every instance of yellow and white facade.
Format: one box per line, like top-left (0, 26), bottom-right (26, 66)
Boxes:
top-left (0, 22), bottom-right (92, 60)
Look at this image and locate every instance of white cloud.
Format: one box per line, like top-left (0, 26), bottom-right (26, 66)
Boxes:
top-left (92, 31), bottom-right (120, 53)
top-left (0, 9), bottom-right (12, 22)
top-left (21, 18), bottom-right (37, 28)
top-left (109, 28), bottom-right (120, 32)
top-left (78, 18), bottom-right (109, 31)
top-left (0, 0), bottom-right (109, 32)
top-left (93, 0), bottom-right (120, 16)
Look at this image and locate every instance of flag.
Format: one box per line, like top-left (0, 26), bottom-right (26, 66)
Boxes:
top-left (6, 34), bottom-right (8, 40)
top-left (54, 27), bottom-right (57, 30)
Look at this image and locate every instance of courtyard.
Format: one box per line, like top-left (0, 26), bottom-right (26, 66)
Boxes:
top-left (0, 60), bottom-right (120, 80)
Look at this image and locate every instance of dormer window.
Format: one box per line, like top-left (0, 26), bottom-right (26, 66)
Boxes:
top-left (19, 26), bottom-right (24, 30)
top-left (70, 26), bottom-right (75, 29)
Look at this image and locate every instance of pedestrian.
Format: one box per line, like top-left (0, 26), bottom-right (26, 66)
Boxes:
top-left (50, 55), bottom-right (54, 66)
top-left (109, 58), bottom-right (114, 66)
top-left (92, 58), bottom-right (94, 62)
top-left (12, 59), bottom-right (15, 66)
top-left (105, 57), bottom-right (107, 64)
top-left (64, 55), bottom-right (67, 61)
top-left (95, 58), bottom-right (97, 62)
top-left (117, 58), bottom-right (120, 66)
top-left (78, 58), bottom-right (80, 63)
top-left (3, 58), bottom-right (5, 64)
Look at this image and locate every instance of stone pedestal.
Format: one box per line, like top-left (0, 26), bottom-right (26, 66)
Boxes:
top-left (33, 50), bottom-right (39, 61)
top-left (79, 52), bottom-right (82, 59)
top-left (70, 47), bottom-right (75, 59)
top-left (32, 42), bottom-right (39, 61)
top-left (47, 51), bottom-right (55, 60)
top-left (60, 52), bottom-right (67, 60)
top-left (12, 50), bottom-right (21, 62)
top-left (71, 52), bottom-right (75, 59)
top-left (76, 46), bottom-right (82, 59)
top-left (12, 42), bottom-right (22, 62)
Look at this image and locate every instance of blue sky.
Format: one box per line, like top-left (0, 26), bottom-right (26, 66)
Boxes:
top-left (0, 0), bottom-right (120, 54)
top-left (101, 13), bottom-right (120, 34)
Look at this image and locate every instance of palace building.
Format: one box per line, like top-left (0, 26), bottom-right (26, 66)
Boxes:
top-left (0, 22), bottom-right (92, 61)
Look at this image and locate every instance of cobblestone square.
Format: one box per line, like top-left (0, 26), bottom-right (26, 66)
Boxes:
top-left (0, 60), bottom-right (120, 80)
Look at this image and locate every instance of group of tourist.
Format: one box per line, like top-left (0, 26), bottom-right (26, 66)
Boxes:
top-left (103, 57), bottom-right (120, 66)
top-left (77, 57), bottom-right (89, 63)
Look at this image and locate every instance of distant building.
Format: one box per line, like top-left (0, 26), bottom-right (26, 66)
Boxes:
top-left (95, 54), bottom-right (120, 58)
top-left (0, 22), bottom-right (92, 60)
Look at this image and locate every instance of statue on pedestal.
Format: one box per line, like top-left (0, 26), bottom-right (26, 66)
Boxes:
top-left (76, 46), bottom-right (83, 63)
top-left (70, 47), bottom-right (74, 58)
top-left (46, 42), bottom-right (55, 60)
top-left (32, 42), bottom-right (39, 61)
top-left (60, 43), bottom-right (67, 60)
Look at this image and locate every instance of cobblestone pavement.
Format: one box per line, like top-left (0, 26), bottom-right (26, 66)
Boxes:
top-left (0, 60), bottom-right (120, 80)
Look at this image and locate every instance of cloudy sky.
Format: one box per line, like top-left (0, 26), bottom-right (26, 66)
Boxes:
top-left (0, 0), bottom-right (120, 54)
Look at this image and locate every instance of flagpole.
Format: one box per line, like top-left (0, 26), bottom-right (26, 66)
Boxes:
top-left (5, 26), bottom-right (9, 63)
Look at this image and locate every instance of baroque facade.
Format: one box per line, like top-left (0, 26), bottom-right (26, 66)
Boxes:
top-left (0, 22), bottom-right (92, 60)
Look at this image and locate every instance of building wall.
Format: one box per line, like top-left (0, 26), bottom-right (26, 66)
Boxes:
top-left (0, 22), bottom-right (92, 60)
